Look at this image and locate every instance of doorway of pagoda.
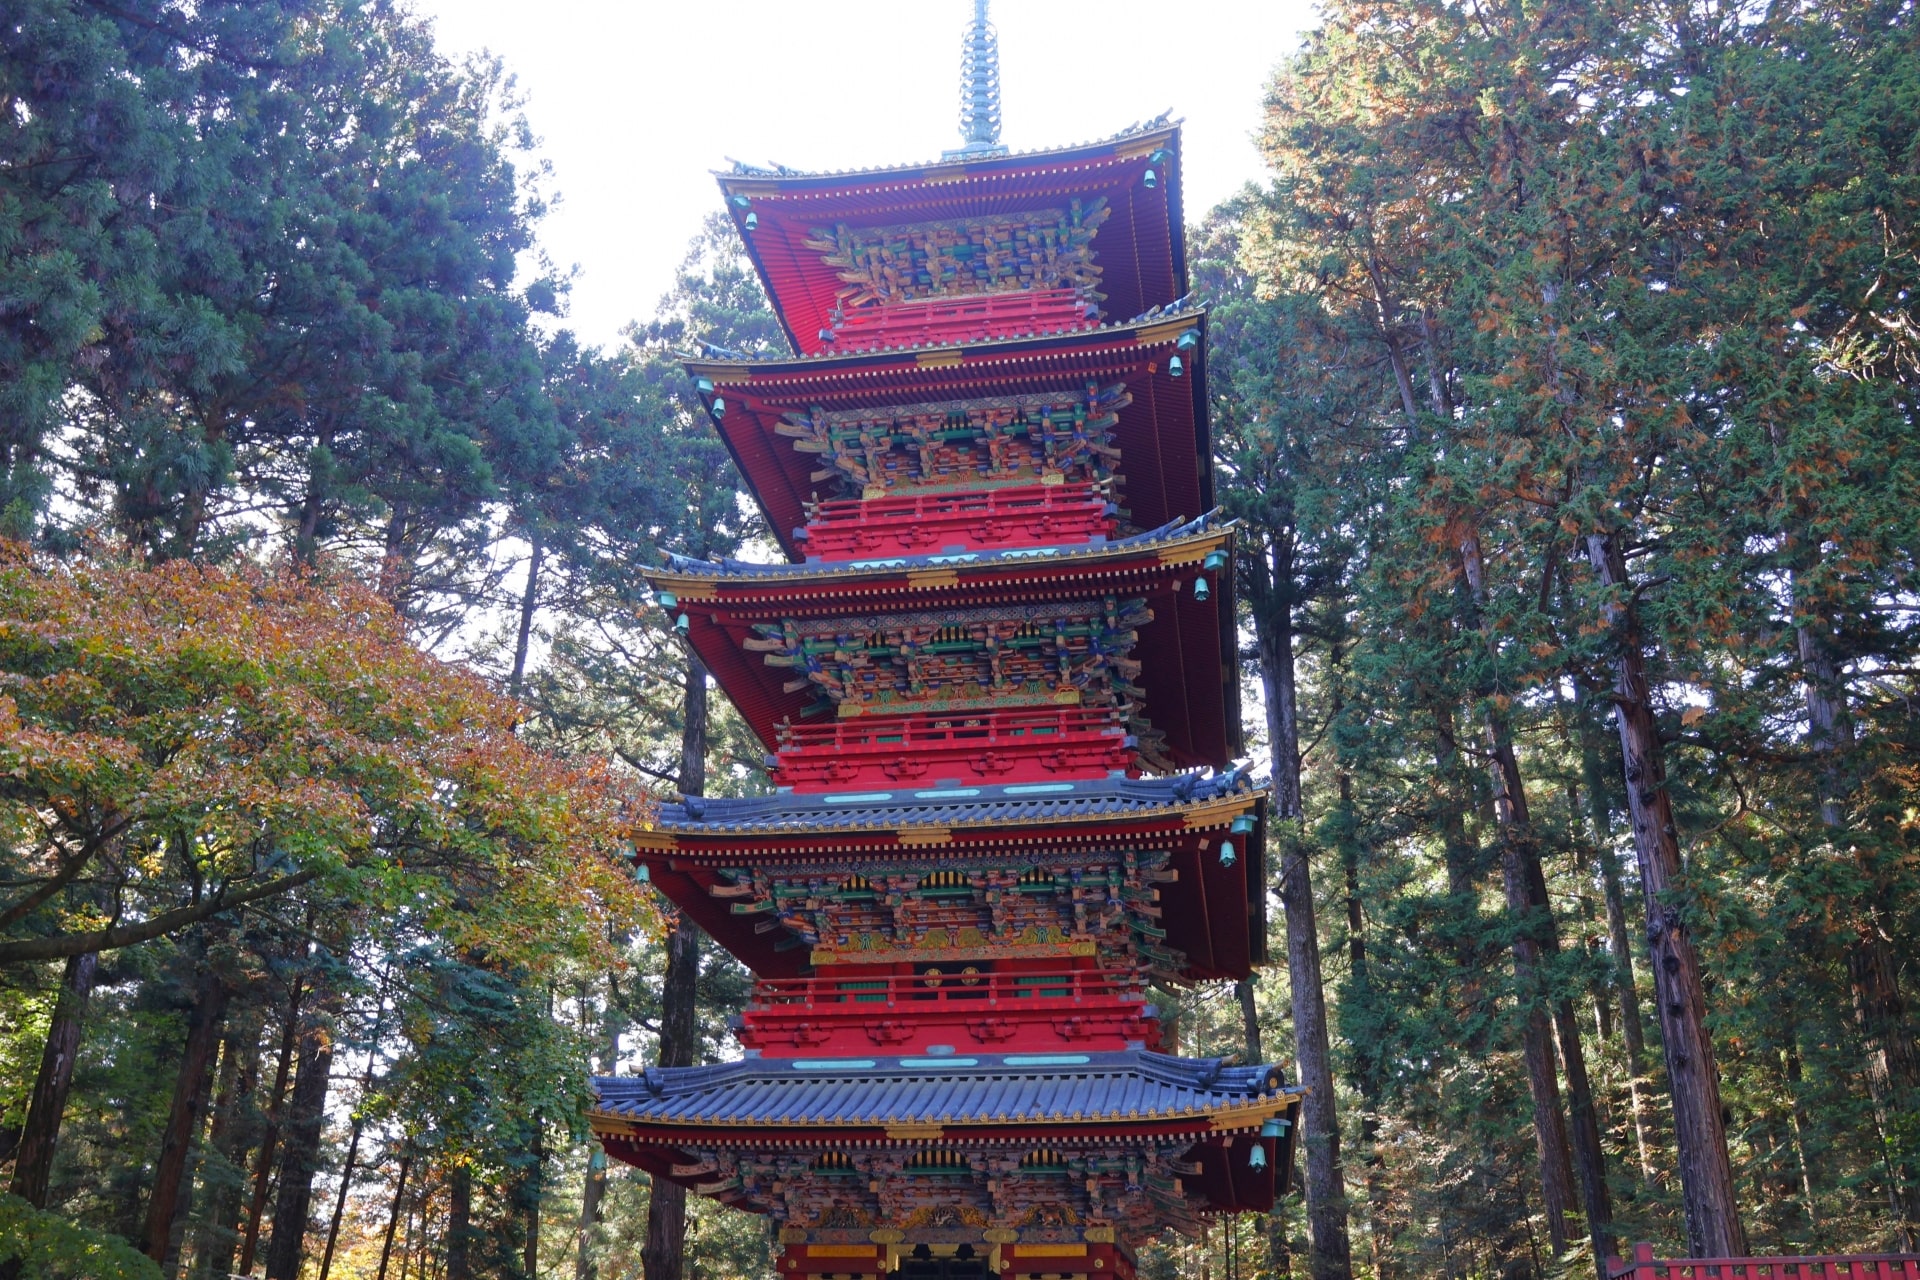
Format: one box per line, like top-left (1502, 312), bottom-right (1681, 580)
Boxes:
top-left (888, 1245), bottom-right (994, 1280)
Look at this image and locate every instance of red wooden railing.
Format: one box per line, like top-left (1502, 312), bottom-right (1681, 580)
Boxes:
top-left (737, 965), bottom-right (1161, 1054)
top-left (771, 706), bottom-right (1133, 788)
top-left (828, 287), bottom-right (1097, 352)
top-left (1608, 1244), bottom-right (1920, 1280)
top-left (799, 481), bottom-right (1115, 560)
top-left (750, 966), bottom-right (1145, 1011)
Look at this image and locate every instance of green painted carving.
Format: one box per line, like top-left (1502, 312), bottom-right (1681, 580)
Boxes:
top-left (804, 200), bottom-right (1110, 309)
top-left (776, 382), bottom-right (1129, 499)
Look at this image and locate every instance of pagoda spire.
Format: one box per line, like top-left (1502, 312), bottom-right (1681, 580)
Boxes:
top-left (943, 0), bottom-right (1008, 159)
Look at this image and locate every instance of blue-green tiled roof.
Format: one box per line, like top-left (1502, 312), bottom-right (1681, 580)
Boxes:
top-left (661, 764), bottom-right (1255, 835)
top-left (593, 1049), bottom-right (1296, 1131)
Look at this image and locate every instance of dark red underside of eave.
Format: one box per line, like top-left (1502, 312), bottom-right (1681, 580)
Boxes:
top-left (721, 137), bottom-right (1185, 359)
top-left (705, 333), bottom-right (1210, 564)
top-left (600, 1128), bottom-right (1289, 1214)
top-left (673, 556), bottom-right (1235, 770)
top-left (643, 813), bottom-right (1265, 983)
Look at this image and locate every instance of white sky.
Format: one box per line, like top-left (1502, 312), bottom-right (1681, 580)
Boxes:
top-left (416, 0), bottom-right (1319, 349)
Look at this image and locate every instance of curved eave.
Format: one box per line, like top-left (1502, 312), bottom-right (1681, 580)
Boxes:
top-left (651, 528), bottom-right (1235, 769)
top-left (591, 1101), bottom-right (1291, 1142)
top-left (589, 1047), bottom-right (1297, 1137)
top-left (718, 126), bottom-right (1186, 357)
top-left (684, 310), bottom-right (1213, 564)
top-left (629, 785), bottom-right (1265, 982)
top-left (646, 518), bottom-right (1231, 592)
top-left (589, 1047), bottom-right (1301, 1213)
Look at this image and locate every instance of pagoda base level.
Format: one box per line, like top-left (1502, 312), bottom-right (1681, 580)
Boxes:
top-left (777, 1239), bottom-right (1134, 1280)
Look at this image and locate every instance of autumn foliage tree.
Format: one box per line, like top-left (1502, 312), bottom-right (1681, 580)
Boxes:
top-left (0, 544), bottom-right (652, 1272)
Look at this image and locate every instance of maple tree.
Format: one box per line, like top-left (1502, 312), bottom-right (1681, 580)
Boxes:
top-left (0, 544), bottom-right (650, 968)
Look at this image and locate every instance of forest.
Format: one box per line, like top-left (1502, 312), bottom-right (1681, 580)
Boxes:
top-left (0, 2), bottom-right (1915, 1279)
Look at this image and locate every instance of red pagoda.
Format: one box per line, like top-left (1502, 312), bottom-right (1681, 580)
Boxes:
top-left (591, 7), bottom-right (1300, 1277)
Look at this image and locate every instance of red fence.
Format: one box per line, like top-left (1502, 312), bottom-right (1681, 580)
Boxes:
top-left (800, 481), bottom-right (1114, 560)
top-left (751, 966), bottom-right (1145, 1011)
top-left (738, 966), bottom-right (1160, 1054)
top-left (830, 288), bottom-right (1096, 351)
top-left (1608, 1244), bottom-right (1920, 1280)
top-left (771, 705), bottom-right (1133, 788)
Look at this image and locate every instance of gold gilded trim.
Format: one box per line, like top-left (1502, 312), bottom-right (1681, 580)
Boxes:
top-left (915, 349), bottom-right (965, 368)
top-left (885, 1124), bottom-right (944, 1140)
top-left (1112, 132), bottom-right (1174, 161)
top-left (628, 829), bottom-right (677, 853)
top-left (809, 939), bottom-right (1095, 966)
top-left (1205, 1096), bottom-right (1303, 1131)
top-left (1156, 533), bottom-right (1230, 567)
top-left (1182, 796), bottom-right (1260, 830)
top-left (1135, 318), bottom-right (1193, 347)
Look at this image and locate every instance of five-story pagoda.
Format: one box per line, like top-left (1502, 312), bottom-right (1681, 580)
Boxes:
top-left (591, 7), bottom-right (1301, 1277)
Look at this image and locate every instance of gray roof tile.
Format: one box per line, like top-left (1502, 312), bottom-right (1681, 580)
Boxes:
top-left (594, 1049), bottom-right (1297, 1131)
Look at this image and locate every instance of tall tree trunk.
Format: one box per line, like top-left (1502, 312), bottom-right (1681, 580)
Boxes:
top-left (1458, 532), bottom-right (1611, 1261)
top-left (294, 488), bottom-right (325, 564)
top-left (446, 1164), bottom-right (474, 1280)
top-left (1236, 979), bottom-right (1263, 1064)
top-left (378, 500), bottom-right (411, 605)
top-left (1236, 970), bottom-right (1289, 1280)
top-left (577, 974), bottom-right (625, 1280)
top-left (264, 1013), bottom-right (337, 1280)
top-left (1585, 528), bottom-right (1744, 1256)
top-left (1499, 830), bottom-right (1577, 1257)
top-left (1426, 701), bottom-right (1483, 901)
top-left (1570, 676), bottom-right (1658, 1182)
top-left (162, 1024), bottom-right (222, 1277)
top-left (1254, 543), bottom-right (1352, 1280)
top-left (1339, 772), bottom-right (1393, 1280)
top-left (509, 529), bottom-right (544, 699)
top-left (144, 962), bottom-right (229, 1268)
top-left (1270, 1211), bottom-right (1293, 1280)
top-left (641, 920), bottom-right (700, 1280)
top-left (376, 1151), bottom-right (412, 1280)
top-left (1780, 1045), bottom-right (1820, 1233)
top-left (524, 1121), bottom-right (545, 1278)
top-left (397, 1185), bottom-right (418, 1280)
top-left (238, 979), bottom-right (304, 1276)
top-left (316, 1117), bottom-right (365, 1280)
top-left (9, 950), bottom-right (98, 1207)
top-left (1327, 647), bottom-right (1393, 1280)
top-left (318, 997), bottom-right (387, 1280)
top-left (642, 652), bottom-right (709, 1280)
top-left (1796, 605), bottom-right (1920, 1244)
top-left (195, 1011), bottom-right (263, 1280)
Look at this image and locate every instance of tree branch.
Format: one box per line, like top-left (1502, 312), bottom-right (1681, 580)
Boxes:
top-left (0, 821), bottom-right (128, 931)
top-left (0, 868), bottom-right (321, 965)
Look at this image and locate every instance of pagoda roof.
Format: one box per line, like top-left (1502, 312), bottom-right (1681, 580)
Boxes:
top-left (592, 1047), bottom-right (1298, 1137)
top-left (657, 510), bottom-right (1220, 583)
top-left (657, 763), bottom-right (1255, 838)
top-left (687, 310), bottom-right (1211, 563)
top-left (717, 125), bottom-right (1186, 357)
top-left (635, 768), bottom-right (1267, 982)
top-left (652, 512), bottom-right (1238, 769)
